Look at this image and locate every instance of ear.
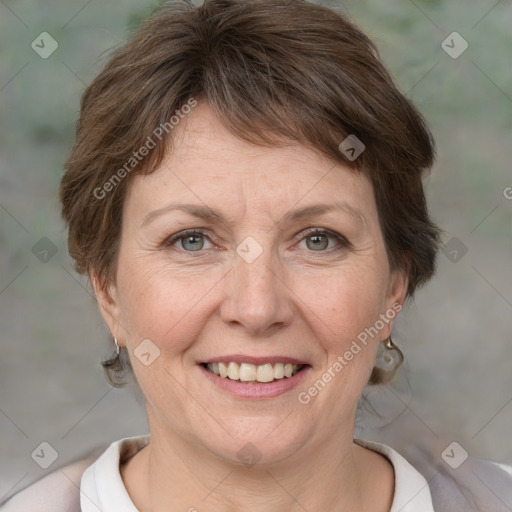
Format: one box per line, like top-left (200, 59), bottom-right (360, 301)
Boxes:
top-left (90, 270), bottom-right (123, 344)
top-left (381, 267), bottom-right (409, 339)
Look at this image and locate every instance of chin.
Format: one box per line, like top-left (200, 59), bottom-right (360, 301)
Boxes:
top-left (196, 420), bottom-right (310, 468)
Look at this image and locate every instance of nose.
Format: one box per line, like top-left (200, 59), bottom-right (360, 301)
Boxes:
top-left (219, 244), bottom-right (294, 337)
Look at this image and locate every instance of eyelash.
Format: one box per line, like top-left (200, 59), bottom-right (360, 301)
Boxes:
top-left (162, 228), bottom-right (350, 256)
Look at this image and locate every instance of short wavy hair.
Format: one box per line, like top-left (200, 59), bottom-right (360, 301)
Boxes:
top-left (59, 0), bottom-right (442, 387)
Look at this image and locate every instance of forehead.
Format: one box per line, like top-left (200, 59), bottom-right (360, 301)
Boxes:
top-left (125, 102), bottom-right (376, 223)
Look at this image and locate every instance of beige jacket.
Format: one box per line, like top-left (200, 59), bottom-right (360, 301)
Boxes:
top-left (1, 436), bottom-right (511, 511)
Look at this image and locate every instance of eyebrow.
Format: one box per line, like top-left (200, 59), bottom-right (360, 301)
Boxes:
top-left (141, 201), bottom-right (367, 229)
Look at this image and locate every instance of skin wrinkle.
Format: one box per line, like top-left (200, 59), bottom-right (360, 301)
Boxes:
top-left (92, 102), bottom-right (405, 512)
top-left (140, 200), bottom-right (368, 232)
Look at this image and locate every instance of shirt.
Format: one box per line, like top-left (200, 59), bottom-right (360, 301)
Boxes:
top-left (79, 434), bottom-right (435, 511)
top-left (3, 434), bottom-right (511, 511)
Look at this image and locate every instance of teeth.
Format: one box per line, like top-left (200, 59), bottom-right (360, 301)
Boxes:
top-left (205, 361), bottom-right (304, 383)
top-left (257, 363), bottom-right (274, 383)
top-left (273, 362), bottom-right (285, 378)
top-left (239, 363), bottom-right (257, 381)
top-left (227, 362), bottom-right (239, 380)
top-left (218, 362), bottom-right (228, 378)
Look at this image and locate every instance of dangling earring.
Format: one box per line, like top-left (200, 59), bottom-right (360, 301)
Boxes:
top-left (374, 335), bottom-right (403, 372)
top-left (114, 337), bottom-right (120, 355)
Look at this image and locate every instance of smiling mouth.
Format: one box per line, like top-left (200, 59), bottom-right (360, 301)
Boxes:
top-left (201, 361), bottom-right (308, 383)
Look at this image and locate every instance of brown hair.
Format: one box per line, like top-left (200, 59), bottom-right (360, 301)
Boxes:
top-left (59, 0), bottom-right (442, 387)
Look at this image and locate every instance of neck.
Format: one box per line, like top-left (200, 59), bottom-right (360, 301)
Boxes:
top-left (121, 412), bottom-right (394, 512)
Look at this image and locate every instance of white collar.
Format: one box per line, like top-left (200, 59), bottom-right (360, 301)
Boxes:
top-left (80, 434), bottom-right (150, 512)
top-left (354, 438), bottom-right (435, 511)
top-left (80, 435), bottom-right (434, 512)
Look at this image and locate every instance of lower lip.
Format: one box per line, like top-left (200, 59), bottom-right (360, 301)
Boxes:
top-left (198, 364), bottom-right (311, 399)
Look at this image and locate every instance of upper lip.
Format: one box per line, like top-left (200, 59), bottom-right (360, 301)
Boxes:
top-left (200, 355), bottom-right (310, 366)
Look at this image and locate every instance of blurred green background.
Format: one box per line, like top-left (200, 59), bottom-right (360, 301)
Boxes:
top-left (1, 0), bottom-right (511, 500)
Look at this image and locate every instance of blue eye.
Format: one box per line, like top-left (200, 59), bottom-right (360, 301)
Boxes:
top-left (296, 228), bottom-right (350, 252)
top-left (163, 228), bottom-right (350, 256)
top-left (165, 230), bottom-right (213, 252)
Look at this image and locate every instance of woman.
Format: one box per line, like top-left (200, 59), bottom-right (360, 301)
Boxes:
top-left (3, 0), bottom-right (511, 510)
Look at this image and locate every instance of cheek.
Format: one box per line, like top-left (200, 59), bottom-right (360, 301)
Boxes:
top-left (292, 267), bottom-right (389, 430)
top-left (301, 264), bottom-right (387, 344)
top-left (117, 261), bottom-right (221, 353)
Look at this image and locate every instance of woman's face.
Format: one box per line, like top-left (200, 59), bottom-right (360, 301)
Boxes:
top-left (94, 101), bottom-right (407, 465)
